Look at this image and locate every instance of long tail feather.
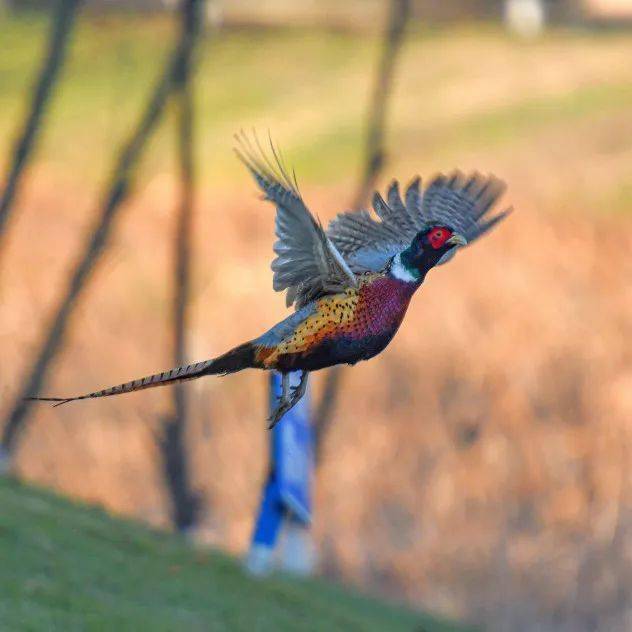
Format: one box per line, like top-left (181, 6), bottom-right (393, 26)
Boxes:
top-left (27, 341), bottom-right (257, 406)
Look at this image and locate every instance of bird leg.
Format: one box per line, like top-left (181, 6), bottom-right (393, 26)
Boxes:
top-left (268, 371), bottom-right (309, 429)
top-left (290, 370), bottom-right (309, 405)
top-left (268, 372), bottom-right (291, 429)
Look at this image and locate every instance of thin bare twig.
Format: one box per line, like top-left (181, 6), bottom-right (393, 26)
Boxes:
top-left (351, 0), bottom-right (411, 211)
top-left (0, 0), bottom-right (82, 248)
top-left (158, 0), bottom-right (204, 534)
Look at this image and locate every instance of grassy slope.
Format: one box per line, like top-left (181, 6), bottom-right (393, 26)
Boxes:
top-left (0, 478), bottom-right (463, 631)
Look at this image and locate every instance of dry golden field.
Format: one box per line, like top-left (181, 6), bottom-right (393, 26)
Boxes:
top-left (1, 13), bottom-right (631, 629)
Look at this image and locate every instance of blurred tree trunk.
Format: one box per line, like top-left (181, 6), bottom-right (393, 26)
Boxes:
top-left (314, 0), bottom-right (411, 463)
top-left (0, 0), bottom-right (203, 466)
top-left (351, 0), bottom-right (411, 211)
top-left (157, 0), bottom-right (204, 535)
top-left (0, 0), bottom-right (82, 248)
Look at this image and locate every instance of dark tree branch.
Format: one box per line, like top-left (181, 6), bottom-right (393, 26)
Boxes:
top-left (312, 364), bottom-right (344, 464)
top-left (0, 0), bottom-right (82, 248)
top-left (314, 0), bottom-right (412, 463)
top-left (351, 0), bottom-right (411, 211)
top-left (1, 0), bottom-right (203, 459)
top-left (158, 0), bottom-right (204, 534)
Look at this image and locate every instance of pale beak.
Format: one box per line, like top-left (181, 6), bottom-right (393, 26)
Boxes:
top-left (446, 233), bottom-right (467, 247)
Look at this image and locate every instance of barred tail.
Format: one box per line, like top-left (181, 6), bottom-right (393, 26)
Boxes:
top-left (27, 341), bottom-right (258, 407)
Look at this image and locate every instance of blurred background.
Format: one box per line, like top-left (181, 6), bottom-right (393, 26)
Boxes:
top-left (1, 0), bottom-right (631, 630)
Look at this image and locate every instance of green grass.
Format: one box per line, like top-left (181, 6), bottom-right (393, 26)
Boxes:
top-left (0, 478), bottom-right (464, 631)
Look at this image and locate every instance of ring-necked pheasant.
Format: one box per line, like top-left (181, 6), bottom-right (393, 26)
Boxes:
top-left (30, 133), bottom-right (510, 427)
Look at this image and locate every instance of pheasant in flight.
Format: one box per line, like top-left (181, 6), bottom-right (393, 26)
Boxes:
top-left (31, 134), bottom-right (510, 427)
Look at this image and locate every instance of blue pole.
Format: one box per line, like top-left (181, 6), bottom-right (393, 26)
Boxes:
top-left (245, 371), bottom-right (313, 575)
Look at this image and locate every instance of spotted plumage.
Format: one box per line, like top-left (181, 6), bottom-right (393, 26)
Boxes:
top-left (255, 272), bottom-right (416, 372)
top-left (30, 132), bottom-right (511, 427)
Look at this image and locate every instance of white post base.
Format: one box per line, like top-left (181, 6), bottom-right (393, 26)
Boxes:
top-left (277, 520), bottom-right (316, 577)
top-left (244, 543), bottom-right (275, 577)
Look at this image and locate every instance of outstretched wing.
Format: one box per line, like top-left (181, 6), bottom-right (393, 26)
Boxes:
top-left (235, 132), bottom-right (357, 309)
top-left (328, 171), bottom-right (510, 273)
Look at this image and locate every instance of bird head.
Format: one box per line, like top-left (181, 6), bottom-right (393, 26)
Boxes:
top-left (397, 225), bottom-right (467, 282)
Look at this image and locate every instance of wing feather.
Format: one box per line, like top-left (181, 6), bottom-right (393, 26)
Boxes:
top-left (235, 131), bottom-right (357, 308)
top-left (328, 171), bottom-right (510, 273)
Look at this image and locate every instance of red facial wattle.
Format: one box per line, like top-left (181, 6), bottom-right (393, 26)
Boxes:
top-left (428, 227), bottom-right (452, 249)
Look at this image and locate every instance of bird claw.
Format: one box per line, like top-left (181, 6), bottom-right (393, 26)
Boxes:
top-left (267, 407), bottom-right (286, 430)
top-left (267, 372), bottom-right (309, 430)
top-left (267, 396), bottom-right (298, 429)
top-left (268, 399), bottom-right (295, 429)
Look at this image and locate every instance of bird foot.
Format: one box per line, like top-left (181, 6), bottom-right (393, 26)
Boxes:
top-left (267, 404), bottom-right (290, 430)
top-left (267, 393), bottom-right (300, 429)
top-left (267, 372), bottom-right (309, 430)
